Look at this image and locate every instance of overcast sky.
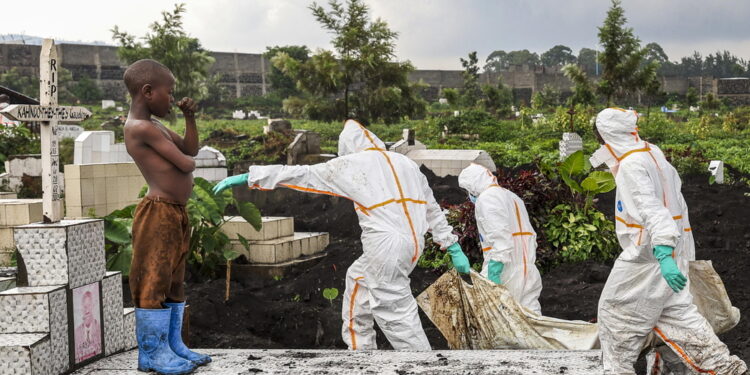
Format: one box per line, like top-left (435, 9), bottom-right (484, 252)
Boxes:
top-left (4, 0), bottom-right (750, 70)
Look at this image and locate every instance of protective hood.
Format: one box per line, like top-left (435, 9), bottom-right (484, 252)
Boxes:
top-left (338, 119), bottom-right (387, 156)
top-left (594, 108), bottom-right (646, 158)
top-left (458, 163), bottom-right (497, 198)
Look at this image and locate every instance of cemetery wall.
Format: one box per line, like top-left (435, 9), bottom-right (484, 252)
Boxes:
top-left (0, 43), bottom-right (717, 102)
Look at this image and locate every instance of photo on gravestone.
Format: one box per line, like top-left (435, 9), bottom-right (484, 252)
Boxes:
top-left (73, 282), bottom-right (103, 363)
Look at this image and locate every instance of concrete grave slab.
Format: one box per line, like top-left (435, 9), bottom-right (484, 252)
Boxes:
top-left (73, 349), bottom-right (604, 374)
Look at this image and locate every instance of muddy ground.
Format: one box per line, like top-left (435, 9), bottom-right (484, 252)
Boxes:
top-left (124, 170), bottom-right (749, 372)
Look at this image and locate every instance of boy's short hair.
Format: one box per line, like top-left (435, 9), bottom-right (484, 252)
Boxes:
top-left (123, 59), bottom-right (173, 97)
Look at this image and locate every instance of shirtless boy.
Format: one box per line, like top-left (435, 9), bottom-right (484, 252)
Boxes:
top-left (123, 59), bottom-right (210, 374)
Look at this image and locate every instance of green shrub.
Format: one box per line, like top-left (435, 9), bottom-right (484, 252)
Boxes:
top-left (542, 204), bottom-right (619, 265)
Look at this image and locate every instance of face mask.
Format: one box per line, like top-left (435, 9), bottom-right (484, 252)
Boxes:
top-left (590, 145), bottom-right (620, 176)
top-left (469, 195), bottom-right (477, 203)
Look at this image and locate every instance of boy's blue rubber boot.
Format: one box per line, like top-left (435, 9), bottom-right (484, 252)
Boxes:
top-left (135, 308), bottom-right (196, 374)
top-left (164, 302), bottom-right (212, 366)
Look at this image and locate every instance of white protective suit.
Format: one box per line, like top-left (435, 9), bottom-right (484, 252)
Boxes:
top-left (246, 119), bottom-right (458, 350)
top-left (594, 108), bottom-right (746, 375)
top-left (458, 164), bottom-right (542, 314)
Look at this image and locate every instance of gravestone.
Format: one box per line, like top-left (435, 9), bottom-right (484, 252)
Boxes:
top-left (264, 118), bottom-right (292, 134)
top-left (0, 40), bottom-right (134, 375)
top-left (193, 146), bottom-right (228, 182)
top-left (231, 110), bottom-right (246, 120)
top-left (101, 100), bottom-right (115, 110)
top-left (559, 132), bottom-right (583, 161)
top-left (708, 160), bottom-right (724, 184)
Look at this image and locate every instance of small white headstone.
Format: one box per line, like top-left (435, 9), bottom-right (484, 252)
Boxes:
top-left (708, 160), bottom-right (724, 184)
top-left (438, 98), bottom-right (448, 105)
top-left (232, 110), bottom-right (246, 120)
top-left (453, 110), bottom-right (460, 117)
top-left (559, 132), bottom-right (583, 160)
top-left (116, 106), bottom-right (124, 112)
top-left (101, 100), bottom-right (115, 109)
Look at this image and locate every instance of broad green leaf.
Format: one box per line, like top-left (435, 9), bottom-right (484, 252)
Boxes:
top-left (203, 233), bottom-right (216, 253)
top-left (107, 204), bottom-right (136, 219)
top-left (223, 249), bottom-right (240, 261)
top-left (235, 200), bottom-right (263, 232)
top-left (560, 150), bottom-right (586, 176)
top-left (104, 218), bottom-right (131, 245)
top-left (237, 234), bottom-right (251, 251)
top-left (322, 288), bottom-right (339, 301)
top-left (580, 176), bottom-right (600, 192)
top-left (587, 171), bottom-right (616, 193)
top-left (106, 244), bottom-right (133, 276)
top-left (193, 184), bottom-right (222, 225)
top-left (138, 185), bottom-right (148, 198)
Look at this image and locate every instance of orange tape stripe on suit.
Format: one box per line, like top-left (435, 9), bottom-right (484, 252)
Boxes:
top-left (653, 327), bottom-right (716, 375)
top-left (355, 121), bottom-right (422, 263)
top-left (348, 276), bottom-right (364, 350)
top-left (278, 183), bottom-right (370, 216)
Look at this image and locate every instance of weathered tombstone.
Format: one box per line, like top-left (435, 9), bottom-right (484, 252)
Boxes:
top-left (264, 118), bottom-right (292, 134)
top-left (0, 40), bottom-right (134, 374)
top-left (101, 100), bottom-right (115, 109)
top-left (708, 160), bottom-right (724, 184)
top-left (559, 132), bottom-right (583, 161)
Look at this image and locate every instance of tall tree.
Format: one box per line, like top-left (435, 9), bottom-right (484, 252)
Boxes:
top-left (597, 0), bottom-right (655, 104)
top-left (541, 45), bottom-right (577, 67)
top-left (112, 3), bottom-right (215, 101)
top-left (484, 50), bottom-right (508, 72)
top-left (643, 42), bottom-right (669, 64)
top-left (264, 45), bottom-right (310, 98)
top-left (562, 64), bottom-right (596, 106)
top-left (273, 0), bottom-right (424, 123)
top-left (460, 51), bottom-right (481, 106)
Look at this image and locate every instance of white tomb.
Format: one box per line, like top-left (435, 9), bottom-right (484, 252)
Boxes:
top-left (559, 132), bottom-right (583, 161)
top-left (101, 100), bottom-right (115, 110)
top-left (406, 149), bottom-right (496, 177)
top-left (193, 146), bottom-right (228, 182)
top-left (231, 110), bottom-right (246, 120)
top-left (74, 131), bottom-right (131, 165)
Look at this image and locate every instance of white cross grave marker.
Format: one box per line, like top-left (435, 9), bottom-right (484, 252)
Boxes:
top-left (0, 39), bottom-right (91, 222)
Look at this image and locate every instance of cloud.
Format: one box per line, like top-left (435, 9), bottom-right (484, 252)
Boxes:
top-left (3, 0), bottom-right (750, 69)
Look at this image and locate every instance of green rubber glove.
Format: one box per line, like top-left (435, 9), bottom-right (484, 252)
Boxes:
top-left (212, 173), bottom-right (249, 195)
top-left (488, 260), bottom-right (504, 285)
top-left (447, 243), bottom-right (471, 274)
top-left (654, 245), bottom-right (687, 293)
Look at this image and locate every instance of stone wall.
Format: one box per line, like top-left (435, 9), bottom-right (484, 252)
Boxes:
top-left (0, 42), bottom-right (721, 102)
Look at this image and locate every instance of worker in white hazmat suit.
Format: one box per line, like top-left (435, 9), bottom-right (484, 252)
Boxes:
top-left (457, 164), bottom-right (542, 314)
top-left (213, 119), bottom-right (470, 351)
top-left (592, 107), bottom-right (746, 375)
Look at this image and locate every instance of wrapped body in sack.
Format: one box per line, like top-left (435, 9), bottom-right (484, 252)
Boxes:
top-left (417, 260), bottom-right (739, 351)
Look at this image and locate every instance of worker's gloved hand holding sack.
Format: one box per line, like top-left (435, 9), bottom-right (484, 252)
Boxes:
top-left (654, 245), bottom-right (687, 292)
top-left (446, 243), bottom-right (470, 274)
top-left (487, 260), bottom-right (504, 284)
